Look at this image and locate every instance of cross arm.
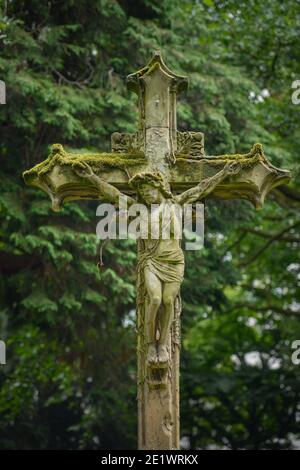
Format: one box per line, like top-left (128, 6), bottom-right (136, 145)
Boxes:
top-left (171, 144), bottom-right (291, 209)
top-left (23, 143), bottom-right (290, 211)
top-left (23, 144), bottom-right (145, 211)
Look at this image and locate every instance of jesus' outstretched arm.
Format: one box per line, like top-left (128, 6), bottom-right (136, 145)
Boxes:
top-left (175, 161), bottom-right (241, 205)
top-left (73, 162), bottom-right (136, 207)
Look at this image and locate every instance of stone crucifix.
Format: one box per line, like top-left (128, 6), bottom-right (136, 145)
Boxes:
top-left (23, 51), bottom-right (290, 450)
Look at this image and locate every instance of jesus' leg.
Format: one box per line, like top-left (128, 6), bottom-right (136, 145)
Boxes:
top-left (144, 267), bottom-right (162, 364)
top-left (158, 281), bottom-right (181, 363)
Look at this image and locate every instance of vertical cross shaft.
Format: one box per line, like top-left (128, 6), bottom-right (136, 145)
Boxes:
top-left (127, 52), bottom-right (187, 450)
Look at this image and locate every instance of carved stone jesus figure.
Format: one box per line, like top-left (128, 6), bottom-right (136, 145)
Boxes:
top-left (74, 160), bottom-right (240, 366)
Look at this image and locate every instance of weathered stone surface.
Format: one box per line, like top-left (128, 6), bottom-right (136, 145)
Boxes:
top-left (111, 132), bottom-right (144, 154)
top-left (176, 131), bottom-right (205, 157)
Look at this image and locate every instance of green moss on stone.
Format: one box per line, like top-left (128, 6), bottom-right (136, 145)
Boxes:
top-left (23, 143), bottom-right (146, 183)
top-left (176, 143), bottom-right (266, 167)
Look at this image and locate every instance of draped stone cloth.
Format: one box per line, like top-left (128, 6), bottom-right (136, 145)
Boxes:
top-left (143, 244), bottom-right (184, 284)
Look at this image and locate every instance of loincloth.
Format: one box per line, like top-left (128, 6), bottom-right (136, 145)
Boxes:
top-left (144, 250), bottom-right (184, 284)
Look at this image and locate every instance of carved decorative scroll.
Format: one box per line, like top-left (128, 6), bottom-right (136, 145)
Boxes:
top-left (176, 131), bottom-right (205, 158)
top-left (111, 132), bottom-right (144, 154)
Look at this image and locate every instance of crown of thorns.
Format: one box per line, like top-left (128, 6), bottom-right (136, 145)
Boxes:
top-left (129, 172), bottom-right (173, 199)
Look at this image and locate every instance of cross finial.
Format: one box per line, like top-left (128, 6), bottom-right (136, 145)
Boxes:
top-left (126, 51), bottom-right (188, 173)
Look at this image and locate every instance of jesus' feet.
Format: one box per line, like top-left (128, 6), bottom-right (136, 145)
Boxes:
top-left (147, 343), bottom-right (158, 365)
top-left (157, 344), bottom-right (169, 364)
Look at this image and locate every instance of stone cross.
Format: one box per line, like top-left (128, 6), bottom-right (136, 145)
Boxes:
top-left (23, 51), bottom-right (290, 450)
